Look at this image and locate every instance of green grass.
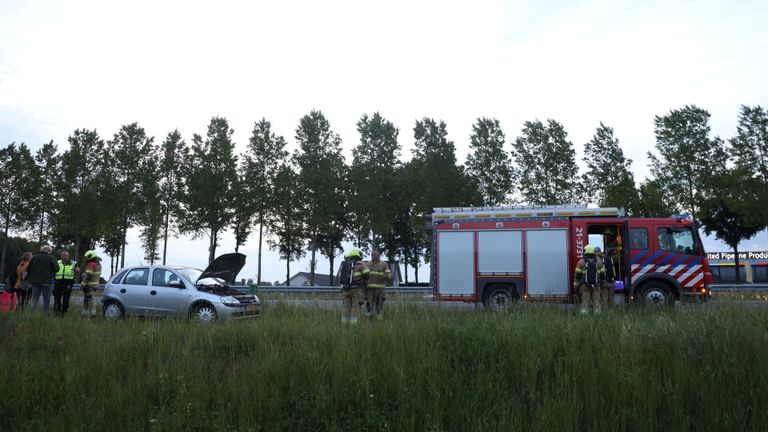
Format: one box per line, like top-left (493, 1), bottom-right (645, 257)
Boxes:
top-left (1, 303), bottom-right (768, 431)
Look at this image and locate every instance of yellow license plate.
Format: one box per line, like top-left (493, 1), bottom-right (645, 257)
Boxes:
top-left (246, 305), bottom-right (259, 313)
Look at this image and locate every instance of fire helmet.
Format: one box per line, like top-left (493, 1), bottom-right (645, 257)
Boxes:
top-left (344, 248), bottom-right (363, 259)
top-left (584, 245), bottom-right (595, 256)
top-left (83, 250), bottom-right (99, 260)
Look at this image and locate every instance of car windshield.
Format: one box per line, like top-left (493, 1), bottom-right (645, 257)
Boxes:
top-left (176, 267), bottom-right (227, 286)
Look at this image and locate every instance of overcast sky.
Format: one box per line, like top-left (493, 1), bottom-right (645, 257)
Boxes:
top-left (2, 0), bottom-right (767, 281)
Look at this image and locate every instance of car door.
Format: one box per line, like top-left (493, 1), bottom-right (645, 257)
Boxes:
top-left (119, 268), bottom-right (152, 315)
top-left (149, 268), bottom-right (189, 316)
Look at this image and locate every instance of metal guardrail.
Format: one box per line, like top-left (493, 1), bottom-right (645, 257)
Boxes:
top-left (709, 283), bottom-right (768, 291)
top-left (235, 285), bottom-right (433, 294)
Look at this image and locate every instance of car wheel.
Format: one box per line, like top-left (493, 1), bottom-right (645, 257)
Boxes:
top-left (640, 282), bottom-right (672, 306)
top-left (103, 301), bottom-right (124, 321)
top-left (193, 303), bottom-right (217, 322)
top-left (483, 286), bottom-right (516, 311)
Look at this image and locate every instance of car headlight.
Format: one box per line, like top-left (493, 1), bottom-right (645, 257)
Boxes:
top-left (220, 296), bottom-right (240, 306)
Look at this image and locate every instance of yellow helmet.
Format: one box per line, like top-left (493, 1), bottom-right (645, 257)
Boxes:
top-left (344, 248), bottom-right (362, 259)
top-left (83, 250), bottom-right (98, 260)
top-left (584, 245), bottom-right (595, 255)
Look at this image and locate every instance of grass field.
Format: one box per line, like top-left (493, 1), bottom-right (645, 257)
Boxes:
top-left (2, 302), bottom-right (768, 431)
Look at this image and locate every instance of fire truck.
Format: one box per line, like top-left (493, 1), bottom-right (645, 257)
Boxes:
top-left (427, 205), bottom-right (712, 309)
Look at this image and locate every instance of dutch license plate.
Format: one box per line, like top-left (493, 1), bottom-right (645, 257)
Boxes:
top-left (246, 304), bottom-right (259, 313)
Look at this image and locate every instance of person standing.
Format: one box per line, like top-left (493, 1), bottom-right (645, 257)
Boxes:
top-left (14, 252), bottom-right (33, 310)
top-left (599, 247), bottom-right (618, 308)
top-left (337, 248), bottom-right (370, 325)
top-left (364, 249), bottom-right (392, 320)
top-left (26, 245), bottom-right (59, 312)
top-left (53, 250), bottom-right (79, 315)
top-left (573, 244), bottom-right (605, 314)
top-left (80, 250), bottom-right (102, 317)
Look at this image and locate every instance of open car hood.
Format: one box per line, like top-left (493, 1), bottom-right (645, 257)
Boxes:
top-left (197, 253), bottom-right (246, 285)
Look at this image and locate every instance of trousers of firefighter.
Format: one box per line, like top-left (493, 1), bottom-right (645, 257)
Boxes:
top-left (574, 245), bottom-right (616, 314)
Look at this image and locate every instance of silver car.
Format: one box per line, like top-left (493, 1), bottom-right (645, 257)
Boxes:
top-left (101, 253), bottom-right (260, 321)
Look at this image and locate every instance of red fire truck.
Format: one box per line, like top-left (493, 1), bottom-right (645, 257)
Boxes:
top-left (427, 205), bottom-right (712, 309)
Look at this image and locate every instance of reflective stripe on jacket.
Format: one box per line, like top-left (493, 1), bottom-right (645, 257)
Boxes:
top-left (81, 262), bottom-right (102, 287)
top-left (55, 260), bottom-right (77, 281)
top-left (352, 262), bottom-right (370, 286)
top-left (365, 260), bottom-right (391, 289)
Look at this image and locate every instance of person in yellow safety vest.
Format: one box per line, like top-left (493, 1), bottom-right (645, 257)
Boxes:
top-left (337, 247), bottom-right (370, 325)
top-left (596, 247), bottom-right (617, 308)
top-left (53, 250), bottom-right (79, 316)
top-left (573, 244), bottom-right (606, 314)
top-left (80, 250), bottom-right (102, 317)
top-left (364, 249), bottom-right (392, 320)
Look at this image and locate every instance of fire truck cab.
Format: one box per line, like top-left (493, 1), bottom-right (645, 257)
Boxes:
top-left (427, 205), bottom-right (712, 309)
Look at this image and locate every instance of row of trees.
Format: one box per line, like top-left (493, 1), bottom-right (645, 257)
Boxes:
top-left (1, 105), bottom-right (766, 285)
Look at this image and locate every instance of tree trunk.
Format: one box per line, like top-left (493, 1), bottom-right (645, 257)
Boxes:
top-left (329, 255), bottom-right (335, 287)
top-left (286, 259), bottom-right (290, 287)
top-left (38, 210), bottom-right (45, 243)
top-left (74, 236), bottom-right (81, 267)
top-left (403, 251), bottom-right (410, 284)
top-left (162, 206), bottom-right (170, 265)
top-left (208, 228), bottom-right (217, 264)
top-left (734, 244), bottom-right (741, 284)
top-left (310, 247), bottom-right (316, 286)
top-left (257, 218), bottom-right (264, 285)
top-left (120, 211), bottom-right (128, 269)
top-left (0, 241), bottom-right (7, 286)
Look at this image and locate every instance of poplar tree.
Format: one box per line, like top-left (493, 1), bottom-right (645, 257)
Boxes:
top-left (294, 110), bottom-right (347, 285)
top-left (648, 105), bottom-right (727, 220)
top-left (466, 117), bottom-right (513, 206)
top-left (349, 112), bottom-right (401, 249)
top-left (511, 119), bottom-right (580, 205)
top-left (582, 123), bottom-right (638, 212)
top-left (178, 117), bottom-right (238, 264)
top-left (158, 130), bottom-right (188, 265)
top-left (54, 129), bottom-right (106, 261)
top-left (268, 162), bottom-right (306, 284)
top-left (730, 105), bottom-right (768, 225)
top-left (32, 140), bottom-right (59, 243)
top-left (0, 143), bottom-right (38, 283)
top-left (108, 123), bottom-right (155, 268)
top-left (700, 168), bottom-right (765, 283)
top-left (138, 144), bottom-right (163, 264)
top-left (635, 179), bottom-right (678, 218)
top-left (242, 119), bottom-right (288, 284)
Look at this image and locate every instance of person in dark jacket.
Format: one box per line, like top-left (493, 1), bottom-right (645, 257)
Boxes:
top-left (26, 244), bottom-right (59, 312)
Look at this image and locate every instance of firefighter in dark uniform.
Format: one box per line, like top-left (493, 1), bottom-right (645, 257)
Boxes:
top-left (574, 244), bottom-right (606, 314)
top-left (596, 247), bottom-right (617, 308)
top-left (337, 248), bottom-right (370, 325)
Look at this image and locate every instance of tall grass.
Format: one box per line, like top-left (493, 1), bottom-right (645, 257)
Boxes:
top-left (1, 303), bottom-right (768, 431)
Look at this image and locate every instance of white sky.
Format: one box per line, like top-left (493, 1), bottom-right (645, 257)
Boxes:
top-left (2, 0), bottom-right (767, 280)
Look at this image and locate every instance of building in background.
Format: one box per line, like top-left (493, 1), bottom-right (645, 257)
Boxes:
top-left (707, 251), bottom-right (768, 284)
top-left (285, 262), bottom-right (402, 287)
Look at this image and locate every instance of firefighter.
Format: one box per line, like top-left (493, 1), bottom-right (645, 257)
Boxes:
top-left (596, 247), bottom-right (616, 308)
top-left (364, 249), bottom-right (392, 320)
top-left (337, 248), bottom-right (370, 325)
top-left (80, 250), bottom-right (102, 317)
top-left (574, 244), bottom-right (606, 314)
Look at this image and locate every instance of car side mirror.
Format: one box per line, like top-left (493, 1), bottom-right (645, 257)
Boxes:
top-left (168, 280), bottom-right (185, 289)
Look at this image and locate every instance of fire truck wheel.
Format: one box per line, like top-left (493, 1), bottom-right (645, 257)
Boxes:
top-left (483, 286), bottom-right (516, 311)
top-left (639, 281), bottom-right (673, 306)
